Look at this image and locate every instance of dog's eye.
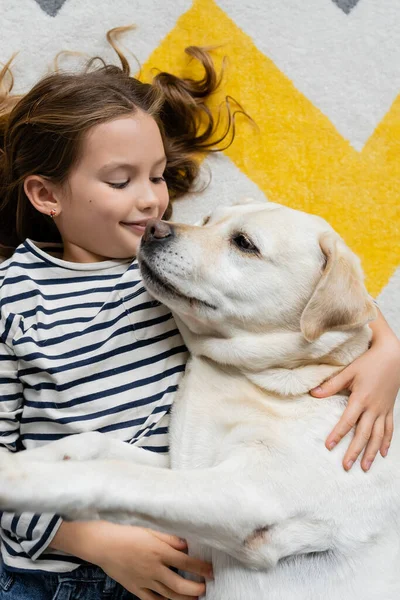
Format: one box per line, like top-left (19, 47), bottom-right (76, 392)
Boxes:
top-left (231, 233), bottom-right (259, 254)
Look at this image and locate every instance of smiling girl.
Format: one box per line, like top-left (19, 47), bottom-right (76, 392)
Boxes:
top-left (0, 44), bottom-right (223, 600)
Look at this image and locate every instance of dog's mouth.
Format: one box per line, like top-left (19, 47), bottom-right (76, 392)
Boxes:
top-left (140, 259), bottom-right (217, 311)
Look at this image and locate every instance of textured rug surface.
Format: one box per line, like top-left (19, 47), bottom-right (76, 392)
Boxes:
top-left (0, 0), bottom-right (399, 334)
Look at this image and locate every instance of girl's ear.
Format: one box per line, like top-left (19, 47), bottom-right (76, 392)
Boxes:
top-left (24, 176), bottom-right (61, 217)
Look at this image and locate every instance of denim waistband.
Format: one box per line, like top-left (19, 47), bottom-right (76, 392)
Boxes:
top-left (2, 563), bottom-right (108, 584)
top-left (0, 562), bottom-right (121, 597)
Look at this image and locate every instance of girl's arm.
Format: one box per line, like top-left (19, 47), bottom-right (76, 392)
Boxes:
top-left (51, 520), bottom-right (213, 600)
top-left (0, 332), bottom-right (63, 561)
top-left (311, 309), bottom-right (400, 471)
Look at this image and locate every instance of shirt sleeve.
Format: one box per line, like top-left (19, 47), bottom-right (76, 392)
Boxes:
top-left (0, 313), bottom-right (63, 560)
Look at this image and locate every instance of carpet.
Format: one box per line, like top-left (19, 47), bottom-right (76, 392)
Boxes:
top-left (0, 0), bottom-right (399, 334)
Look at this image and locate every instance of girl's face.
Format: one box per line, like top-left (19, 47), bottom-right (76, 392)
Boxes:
top-left (54, 111), bottom-right (169, 262)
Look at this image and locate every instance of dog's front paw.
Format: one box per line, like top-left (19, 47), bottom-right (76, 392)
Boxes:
top-left (0, 451), bottom-right (36, 513)
top-left (0, 449), bottom-right (22, 481)
top-left (13, 432), bottom-right (106, 464)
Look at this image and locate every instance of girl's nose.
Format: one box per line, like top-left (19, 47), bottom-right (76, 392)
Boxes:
top-left (136, 185), bottom-right (159, 211)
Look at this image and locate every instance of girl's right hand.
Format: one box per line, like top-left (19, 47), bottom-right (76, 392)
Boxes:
top-left (90, 523), bottom-right (213, 600)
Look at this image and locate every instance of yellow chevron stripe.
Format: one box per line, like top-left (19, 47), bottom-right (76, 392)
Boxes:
top-left (142, 0), bottom-right (400, 296)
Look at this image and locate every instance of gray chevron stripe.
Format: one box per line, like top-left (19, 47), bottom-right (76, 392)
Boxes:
top-left (34, 0), bottom-right (68, 17)
top-left (331, 0), bottom-right (360, 14)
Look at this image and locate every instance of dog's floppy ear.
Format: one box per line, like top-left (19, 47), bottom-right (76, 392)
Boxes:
top-left (300, 232), bottom-right (377, 342)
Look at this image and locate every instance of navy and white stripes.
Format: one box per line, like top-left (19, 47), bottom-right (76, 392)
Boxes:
top-left (0, 240), bottom-right (187, 572)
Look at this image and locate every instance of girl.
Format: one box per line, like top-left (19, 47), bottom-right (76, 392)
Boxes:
top-left (0, 34), bottom-right (399, 600)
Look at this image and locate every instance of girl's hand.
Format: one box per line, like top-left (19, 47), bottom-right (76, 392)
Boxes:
top-left (310, 336), bottom-right (400, 472)
top-left (52, 520), bottom-right (213, 600)
top-left (93, 523), bottom-right (212, 600)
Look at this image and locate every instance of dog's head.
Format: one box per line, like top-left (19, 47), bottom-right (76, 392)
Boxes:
top-left (138, 201), bottom-right (376, 341)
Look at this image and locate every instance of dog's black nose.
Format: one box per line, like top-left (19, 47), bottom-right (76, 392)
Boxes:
top-left (142, 219), bottom-right (173, 244)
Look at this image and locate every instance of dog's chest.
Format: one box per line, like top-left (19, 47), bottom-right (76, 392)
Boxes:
top-left (168, 357), bottom-right (261, 469)
top-left (169, 388), bottom-right (225, 470)
top-left (168, 357), bottom-right (302, 470)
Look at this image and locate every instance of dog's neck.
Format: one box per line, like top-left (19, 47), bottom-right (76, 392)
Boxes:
top-left (174, 315), bottom-right (371, 396)
top-left (243, 364), bottom-right (345, 396)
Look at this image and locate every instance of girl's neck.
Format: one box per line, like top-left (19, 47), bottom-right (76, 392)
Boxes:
top-left (26, 239), bottom-right (133, 271)
top-left (62, 240), bottom-right (135, 264)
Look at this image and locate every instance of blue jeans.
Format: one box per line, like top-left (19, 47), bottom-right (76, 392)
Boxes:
top-left (0, 564), bottom-right (140, 600)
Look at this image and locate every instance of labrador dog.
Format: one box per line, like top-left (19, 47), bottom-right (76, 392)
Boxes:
top-left (1, 200), bottom-right (399, 600)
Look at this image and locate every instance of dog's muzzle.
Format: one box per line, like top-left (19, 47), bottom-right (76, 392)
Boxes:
top-left (139, 220), bottom-right (217, 311)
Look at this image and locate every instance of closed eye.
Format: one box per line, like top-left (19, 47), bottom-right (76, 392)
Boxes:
top-left (150, 176), bottom-right (166, 184)
top-left (107, 180), bottom-right (130, 189)
top-left (231, 233), bottom-right (260, 255)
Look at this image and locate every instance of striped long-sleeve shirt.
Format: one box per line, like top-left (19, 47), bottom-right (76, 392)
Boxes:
top-left (0, 239), bottom-right (188, 572)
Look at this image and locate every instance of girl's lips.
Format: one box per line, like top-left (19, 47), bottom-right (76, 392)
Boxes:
top-left (121, 222), bottom-right (148, 233)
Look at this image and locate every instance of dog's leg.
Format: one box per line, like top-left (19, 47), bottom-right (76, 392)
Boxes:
top-left (11, 433), bottom-right (168, 468)
top-left (0, 456), bottom-right (333, 568)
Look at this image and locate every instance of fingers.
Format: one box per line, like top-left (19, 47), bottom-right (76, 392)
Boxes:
top-left (342, 412), bottom-right (376, 471)
top-left (155, 575), bottom-right (205, 599)
top-left (327, 398), bottom-right (394, 471)
top-left (159, 566), bottom-right (206, 596)
top-left (310, 368), bottom-right (352, 398)
top-left (325, 401), bottom-right (362, 451)
top-left (380, 412), bottom-right (394, 457)
top-left (151, 531), bottom-right (188, 551)
top-left (360, 417), bottom-right (386, 471)
top-left (167, 548), bottom-right (213, 581)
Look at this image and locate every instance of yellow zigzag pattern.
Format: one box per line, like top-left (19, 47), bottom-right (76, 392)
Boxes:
top-left (143, 0), bottom-right (400, 296)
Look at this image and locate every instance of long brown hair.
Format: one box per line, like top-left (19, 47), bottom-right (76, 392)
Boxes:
top-left (0, 29), bottom-right (241, 258)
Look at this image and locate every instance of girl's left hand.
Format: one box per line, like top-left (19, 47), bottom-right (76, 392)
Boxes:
top-left (310, 337), bottom-right (400, 472)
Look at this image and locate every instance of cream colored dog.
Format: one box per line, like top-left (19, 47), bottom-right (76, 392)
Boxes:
top-left (1, 201), bottom-right (399, 600)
